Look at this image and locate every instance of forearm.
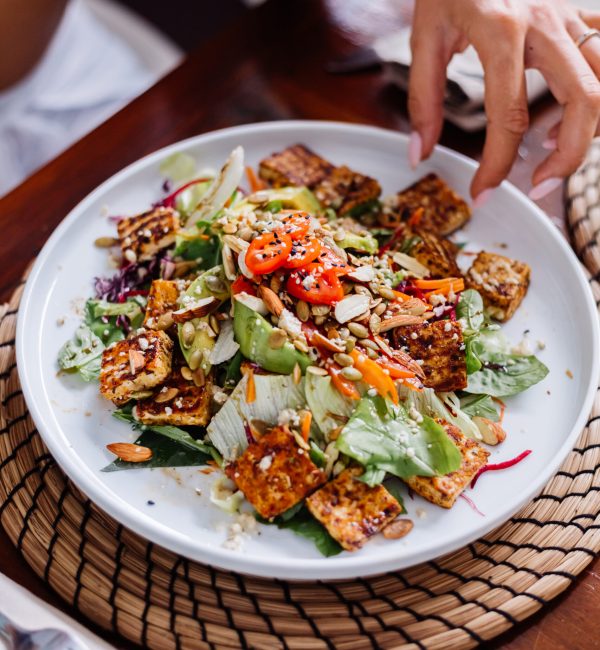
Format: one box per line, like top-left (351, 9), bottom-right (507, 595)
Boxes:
top-left (0, 0), bottom-right (68, 90)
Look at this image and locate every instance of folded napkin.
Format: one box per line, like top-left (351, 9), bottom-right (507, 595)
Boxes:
top-left (0, 573), bottom-right (113, 650)
top-left (374, 28), bottom-right (548, 131)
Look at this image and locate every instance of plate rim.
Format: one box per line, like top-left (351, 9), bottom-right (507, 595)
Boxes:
top-left (16, 120), bottom-right (600, 580)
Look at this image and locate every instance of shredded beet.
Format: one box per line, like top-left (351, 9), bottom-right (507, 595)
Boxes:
top-left (470, 449), bottom-right (532, 489)
top-left (94, 253), bottom-right (164, 303)
top-left (244, 423), bottom-right (255, 444)
top-left (459, 493), bottom-right (485, 516)
top-left (156, 177), bottom-right (212, 209)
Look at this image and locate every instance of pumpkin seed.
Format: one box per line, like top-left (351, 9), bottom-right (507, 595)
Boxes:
top-left (311, 305), bottom-right (330, 317)
top-left (293, 363), bottom-right (302, 385)
top-left (348, 322), bottom-right (369, 338)
top-left (296, 300), bottom-right (310, 322)
top-left (307, 366), bottom-right (328, 376)
top-left (209, 314), bottom-right (220, 334)
top-left (294, 339), bottom-right (309, 353)
top-left (182, 321), bottom-right (196, 347)
top-left (361, 338), bottom-right (379, 351)
top-left (333, 228), bottom-right (346, 242)
top-left (366, 348), bottom-right (379, 360)
top-left (94, 236), bottom-right (118, 248)
top-left (314, 315), bottom-right (327, 326)
top-left (333, 353), bottom-right (354, 367)
top-left (268, 328), bottom-right (287, 349)
top-left (222, 221), bottom-right (238, 234)
top-left (192, 367), bottom-right (205, 387)
top-left (378, 285), bottom-right (397, 300)
top-left (374, 301), bottom-right (388, 316)
top-left (345, 338), bottom-right (356, 353)
top-left (369, 313), bottom-right (382, 334)
top-left (156, 311), bottom-right (174, 330)
top-left (340, 367), bottom-right (363, 381)
top-left (155, 387), bottom-right (179, 403)
top-left (238, 227), bottom-right (254, 241)
top-left (180, 366), bottom-right (193, 381)
top-left (188, 349), bottom-right (203, 371)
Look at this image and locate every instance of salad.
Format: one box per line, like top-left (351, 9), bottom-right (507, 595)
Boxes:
top-left (58, 144), bottom-right (548, 555)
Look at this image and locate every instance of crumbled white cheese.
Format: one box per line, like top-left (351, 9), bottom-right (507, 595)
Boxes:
top-left (258, 454), bottom-right (273, 472)
top-left (278, 408), bottom-right (300, 428)
top-left (278, 308), bottom-right (304, 339)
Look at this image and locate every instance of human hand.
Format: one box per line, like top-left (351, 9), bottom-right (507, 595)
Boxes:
top-left (408, 0), bottom-right (600, 203)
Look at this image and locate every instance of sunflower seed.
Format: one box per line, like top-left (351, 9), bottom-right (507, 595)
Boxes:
top-left (341, 367), bottom-right (363, 381)
top-left (311, 305), bottom-right (330, 317)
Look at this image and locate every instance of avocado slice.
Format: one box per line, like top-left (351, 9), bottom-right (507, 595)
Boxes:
top-left (261, 186), bottom-right (321, 213)
top-left (177, 266), bottom-right (229, 373)
top-left (233, 300), bottom-right (312, 374)
top-left (337, 231), bottom-right (378, 254)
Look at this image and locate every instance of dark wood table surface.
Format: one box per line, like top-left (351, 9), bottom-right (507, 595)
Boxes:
top-left (0, 0), bottom-right (597, 648)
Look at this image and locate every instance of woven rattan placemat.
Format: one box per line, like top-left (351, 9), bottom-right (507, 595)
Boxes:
top-left (1, 168), bottom-right (599, 648)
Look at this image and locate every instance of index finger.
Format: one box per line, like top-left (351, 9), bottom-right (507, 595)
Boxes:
top-left (470, 25), bottom-right (528, 201)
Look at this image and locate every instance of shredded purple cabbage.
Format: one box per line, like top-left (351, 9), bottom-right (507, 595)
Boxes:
top-left (94, 253), bottom-right (165, 302)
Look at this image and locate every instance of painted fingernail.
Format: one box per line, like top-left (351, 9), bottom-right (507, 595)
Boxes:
top-left (528, 177), bottom-right (563, 201)
top-left (409, 131), bottom-right (422, 170)
top-left (541, 138), bottom-right (557, 151)
top-left (472, 189), bottom-right (494, 209)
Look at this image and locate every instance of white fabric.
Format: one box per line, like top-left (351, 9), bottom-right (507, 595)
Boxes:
top-left (0, 0), bottom-right (179, 197)
top-left (374, 28), bottom-right (548, 132)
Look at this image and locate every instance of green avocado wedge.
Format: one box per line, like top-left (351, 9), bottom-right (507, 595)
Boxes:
top-left (233, 300), bottom-right (312, 374)
top-left (177, 266), bottom-right (230, 373)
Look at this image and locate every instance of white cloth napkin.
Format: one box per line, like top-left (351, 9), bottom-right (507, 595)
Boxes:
top-left (374, 28), bottom-right (548, 131)
top-left (0, 573), bottom-right (113, 650)
top-left (0, 0), bottom-right (168, 197)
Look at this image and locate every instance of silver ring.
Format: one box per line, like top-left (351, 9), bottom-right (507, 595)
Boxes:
top-left (575, 28), bottom-right (600, 49)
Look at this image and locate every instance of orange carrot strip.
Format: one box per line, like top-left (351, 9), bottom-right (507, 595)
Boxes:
top-left (327, 365), bottom-right (361, 400)
top-left (246, 165), bottom-right (266, 192)
top-left (301, 411), bottom-right (312, 441)
top-left (246, 368), bottom-right (256, 403)
top-left (350, 350), bottom-right (398, 404)
top-left (414, 277), bottom-right (463, 289)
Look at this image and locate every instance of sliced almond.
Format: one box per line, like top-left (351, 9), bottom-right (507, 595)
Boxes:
top-left (172, 297), bottom-right (218, 323)
top-left (474, 417), bottom-right (507, 445)
top-left (258, 285), bottom-right (284, 317)
top-left (346, 266), bottom-right (375, 283)
top-left (392, 252), bottom-right (430, 278)
top-left (382, 519), bottom-right (414, 540)
top-left (334, 294), bottom-right (370, 324)
top-left (379, 314), bottom-right (424, 332)
top-left (222, 243), bottom-right (236, 280)
top-left (311, 330), bottom-right (346, 353)
top-left (234, 292), bottom-right (268, 316)
top-left (222, 234), bottom-right (249, 253)
top-left (155, 387), bottom-right (179, 403)
top-left (107, 442), bottom-right (152, 462)
top-left (397, 297), bottom-right (430, 316)
top-left (128, 349), bottom-right (145, 374)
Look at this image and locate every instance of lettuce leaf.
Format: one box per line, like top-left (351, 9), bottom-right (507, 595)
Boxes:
top-left (304, 372), bottom-right (355, 437)
top-left (459, 393), bottom-right (500, 422)
top-left (57, 325), bottom-right (104, 382)
top-left (336, 395), bottom-right (462, 483)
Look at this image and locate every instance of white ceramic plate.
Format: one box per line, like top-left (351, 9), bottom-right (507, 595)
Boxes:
top-left (16, 121), bottom-right (599, 580)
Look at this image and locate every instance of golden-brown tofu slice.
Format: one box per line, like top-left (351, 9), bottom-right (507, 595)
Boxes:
top-left (394, 320), bottom-right (467, 392)
top-left (403, 422), bottom-right (489, 508)
top-left (135, 363), bottom-right (212, 426)
top-left (143, 280), bottom-right (180, 329)
top-left (466, 251), bottom-right (530, 321)
top-left (258, 144), bottom-right (333, 188)
top-left (313, 165), bottom-right (381, 216)
top-left (225, 426), bottom-right (326, 519)
top-left (380, 173), bottom-right (471, 235)
top-left (306, 468), bottom-right (403, 551)
top-left (117, 206), bottom-right (180, 263)
top-left (99, 330), bottom-right (173, 405)
top-left (410, 229), bottom-right (461, 279)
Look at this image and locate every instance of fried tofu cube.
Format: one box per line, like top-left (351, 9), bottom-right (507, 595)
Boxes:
top-left (466, 251), bottom-right (530, 321)
top-left (225, 426), bottom-right (326, 519)
top-left (395, 320), bottom-right (467, 392)
top-left (136, 364), bottom-right (212, 426)
top-left (143, 280), bottom-right (181, 329)
top-left (306, 468), bottom-right (403, 551)
top-left (404, 421), bottom-right (489, 508)
top-left (410, 229), bottom-right (461, 279)
top-left (380, 173), bottom-right (470, 235)
top-left (117, 206), bottom-right (180, 263)
top-left (258, 144), bottom-right (333, 188)
top-left (313, 165), bottom-right (381, 216)
top-left (99, 330), bottom-right (173, 405)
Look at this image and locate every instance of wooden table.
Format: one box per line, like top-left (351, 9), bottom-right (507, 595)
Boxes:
top-left (0, 0), bottom-right (596, 647)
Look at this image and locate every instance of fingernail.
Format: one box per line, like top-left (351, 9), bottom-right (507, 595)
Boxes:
top-left (541, 138), bottom-right (557, 151)
top-left (472, 188), bottom-right (494, 209)
top-left (409, 131), bottom-right (422, 170)
top-left (528, 177), bottom-right (563, 201)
